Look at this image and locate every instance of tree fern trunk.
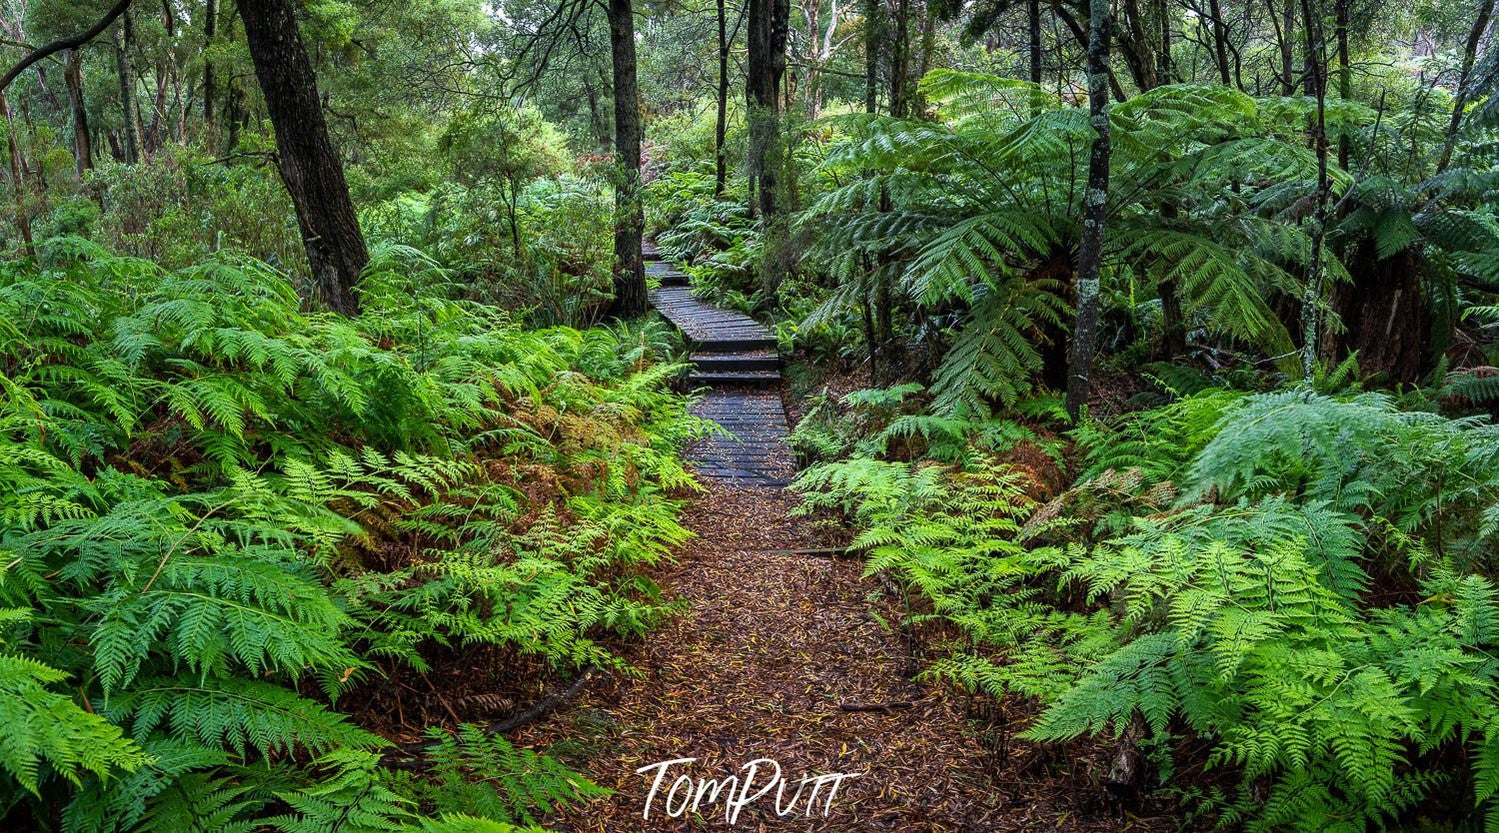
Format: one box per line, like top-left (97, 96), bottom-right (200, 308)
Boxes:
top-left (1066, 0), bottom-right (1112, 422)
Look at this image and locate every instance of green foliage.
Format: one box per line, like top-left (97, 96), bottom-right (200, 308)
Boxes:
top-left (800, 387), bottom-right (1499, 830)
top-left (387, 725), bottom-right (607, 823)
top-left (0, 239), bottom-right (704, 828)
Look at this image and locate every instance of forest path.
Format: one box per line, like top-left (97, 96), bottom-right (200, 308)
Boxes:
top-left (521, 243), bottom-right (1022, 831)
top-left (645, 241), bottom-right (794, 486)
top-left (529, 481), bottom-right (1019, 831)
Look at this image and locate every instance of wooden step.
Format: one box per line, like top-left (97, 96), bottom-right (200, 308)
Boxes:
top-left (691, 351), bottom-right (780, 372)
top-left (688, 370), bottom-right (781, 388)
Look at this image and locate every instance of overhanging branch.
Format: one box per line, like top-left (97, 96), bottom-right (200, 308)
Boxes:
top-left (0, 0), bottom-right (133, 94)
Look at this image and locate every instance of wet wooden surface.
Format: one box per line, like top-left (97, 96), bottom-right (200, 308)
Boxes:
top-left (645, 241), bottom-right (792, 487)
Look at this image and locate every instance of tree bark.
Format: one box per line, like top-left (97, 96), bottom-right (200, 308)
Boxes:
top-left (1028, 0), bottom-right (1042, 83)
top-left (606, 0), bottom-right (646, 317)
top-left (0, 95), bottom-right (34, 256)
top-left (1066, 0), bottom-right (1112, 422)
top-left (1335, 0), bottom-right (1350, 168)
top-left (115, 12), bottom-right (140, 164)
top-left (1434, 0), bottom-right (1497, 175)
top-left (239, 0), bottom-right (368, 316)
top-left (203, 0), bottom-right (217, 134)
top-left (864, 0), bottom-right (879, 112)
top-left (63, 49), bottom-right (92, 175)
top-left (1275, 0), bottom-right (1294, 94)
top-left (747, 0), bottom-right (789, 218)
top-left (715, 0), bottom-right (730, 196)
top-left (1299, 0), bottom-right (1330, 380)
top-left (888, 0), bottom-right (909, 117)
top-left (1206, 0), bottom-right (1231, 85)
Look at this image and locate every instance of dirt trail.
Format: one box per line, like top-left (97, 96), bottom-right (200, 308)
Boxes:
top-left (525, 481), bottom-right (1140, 832)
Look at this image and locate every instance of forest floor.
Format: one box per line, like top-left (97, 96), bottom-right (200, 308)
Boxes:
top-left (524, 477), bottom-right (1175, 832)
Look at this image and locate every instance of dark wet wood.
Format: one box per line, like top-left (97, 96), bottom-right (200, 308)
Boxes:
top-left (645, 240), bottom-right (792, 487)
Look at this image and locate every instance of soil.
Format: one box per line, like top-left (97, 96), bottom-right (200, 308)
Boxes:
top-left (521, 480), bottom-right (1181, 832)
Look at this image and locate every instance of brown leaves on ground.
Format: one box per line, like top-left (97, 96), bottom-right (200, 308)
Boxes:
top-left (522, 481), bottom-right (1180, 832)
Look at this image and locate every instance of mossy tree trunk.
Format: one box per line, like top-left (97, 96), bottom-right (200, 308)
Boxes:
top-left (1066, 0), bottom-right (1112, 422)
top-left (606, 0), bottom-right (647, 317)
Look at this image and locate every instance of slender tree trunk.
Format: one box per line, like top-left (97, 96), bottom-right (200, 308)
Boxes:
top-left (1066, 0), bottom-right (1113, 421)
top-left (1279, 0), bottom-right (1295, 94)
top-left (715, 0), bottom-right (729, 196)
top-left (63, 49), bottom-right (91, 174)
top-left (1299, 0), bottom-right (1330, 379)
top-left (1029, 0), bottom-right (1042, 83)
top-left (1207, 0), bottom-right (1231, 85)
top-left (1158, 0), bottom-right (1171, 82)
top-left (203, 0), bottom-right (216, 136)
top-left (0, 95), bottom-right (34, 256)
top-left (889, 0), bottom-right (909, 116)
top-left (1435, 0), bottom-right (1497, 175)
top-left (1335, 0), bottom-right (1350, 168)
top-left (606, 0), bottom-right (646, 317)
top-left (864, 0), bottom-right (879, 112)
top-left (116, 15), bottom-right (142, 162)
top-left (239, 0), bottom-right (368, 315)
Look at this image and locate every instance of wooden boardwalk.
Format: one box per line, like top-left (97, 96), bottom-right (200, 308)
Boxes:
top-left (644, 242), bottom-right (793, 487)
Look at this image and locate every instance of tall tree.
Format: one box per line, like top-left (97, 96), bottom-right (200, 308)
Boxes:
top-left (746, 0), bottom-right (788, 219)
top-left (239, 0), bottom-right (368, 315)
top-left (1434, 0), bottom-right (1497, 175)
top-left (202, 0), bottom-right (217, 133)
top-left (1299, 0), bottom-right (1331, 379)
top-left (1028, 0), bottom-right (1041, 83)
top-left (715, 0), bottom-right (730, 195)
top-left (63, 49), bottom-right (91, 174)
top-left (115, 10), bottom-right (139, 164)
top-left (606, 0), bottom-right (647, 316)
top-left (1066, 0), bottom-right (1113, 421)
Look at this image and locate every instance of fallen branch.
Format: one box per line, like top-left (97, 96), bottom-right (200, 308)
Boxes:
top-left (838, 701), bottom-right (915, 713)
top-left (380, 663), bottom-right (597, 768)
top-left (0, 0), bottom-right (133, 95)
top-left (755, 546), bottom-right (860, 558)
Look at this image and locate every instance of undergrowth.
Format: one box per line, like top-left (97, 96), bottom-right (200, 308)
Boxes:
top-left (795, 385), bottom-right (1499, 831)
top-left (0, 238), bottom-right (707, 830)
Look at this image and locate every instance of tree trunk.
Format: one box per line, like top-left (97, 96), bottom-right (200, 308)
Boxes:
top-left (1118, 0), bottom-right (1157, 93)
top-left (864, 0), bottom-right (879, 112)
top-left (0, 95), bottom-right (34, 257)
top-left (1335, 0), bottom-right (1350, 168)
top-left (714, 0), bottom-right (729, 196)
top-left (63, 49), bottom-right (91, 175)
top-left (888, 0), bottom-right (909, 117)
top-left (606, 0), bottom-right (646, 317)
top-left (1299, 0), bottom-right (1330, 380)
top-left (113, 13), bottom-right (140, 164)
top-left (1434, 0), bottom-right (1497, 175)
top-left (1278, 0), bottom-right (1295, 94)
top-left (1066, 0), bottom-right (1112, 422)
top-left (1028, 0), bottom-right (1042, 83)
top-left (239, 0), bottom-right (368, 316)
top-left (747, 0), bottom-right (789, 219)
top-left (203, 0), bottom-right (217, 136)
top-left (1207, 0), bottom-right (1231, 85)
